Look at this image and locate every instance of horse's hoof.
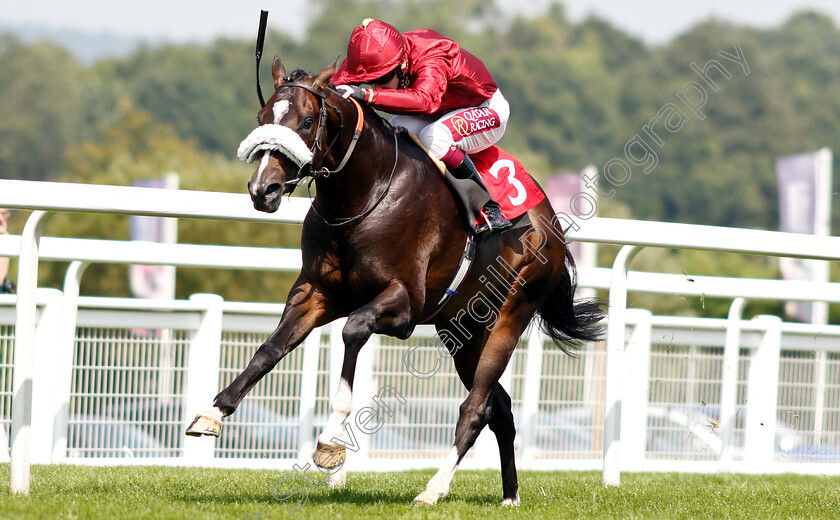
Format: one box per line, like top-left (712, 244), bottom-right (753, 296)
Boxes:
top-left (313, 441), bottom-right (346, 470)
top-left (412, 490), bottom-right (443, 506)
top-left (185, 414), bottom-right (221, 437)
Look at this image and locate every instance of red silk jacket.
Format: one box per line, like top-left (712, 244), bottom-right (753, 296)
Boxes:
top-left (332, 29), bottom-right (498, 117)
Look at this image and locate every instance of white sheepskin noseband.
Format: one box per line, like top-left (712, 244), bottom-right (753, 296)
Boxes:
top-left (236, 124), bottom-right (314, 167)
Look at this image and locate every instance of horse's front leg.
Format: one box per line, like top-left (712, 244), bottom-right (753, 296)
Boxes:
top-left (185, 275), bottom-right (334, 437)
top-left (313, 280), bottom-right (414, 485)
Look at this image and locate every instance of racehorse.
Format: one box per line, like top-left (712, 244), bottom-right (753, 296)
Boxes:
top-left (186, 56), bottom-right (604, 506)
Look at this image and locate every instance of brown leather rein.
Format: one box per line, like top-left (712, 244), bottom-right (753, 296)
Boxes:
top-left (276, 82), bottom-right (399, 227)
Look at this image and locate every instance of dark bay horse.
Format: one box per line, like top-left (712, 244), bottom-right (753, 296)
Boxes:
top-left (186, 57), bottom-right (604, 506)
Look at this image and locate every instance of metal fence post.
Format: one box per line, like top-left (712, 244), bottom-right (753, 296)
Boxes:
top-left (30, 289), bottom-right (64, 464)
top-left (520, 326), bottom-right (544, 468)
top-left (51, 261), bottom-right (90, 463)
top-left (10, 210), bottom-right (53, 495)
top-left (328, 319), bottom-right (346, 399)
top-left (744, 314), bottom-right (781, 467)
top-left (621, 309), bottom-right (652, 470)
top-left (350, 333), bottom-right (377, 467)
top-left (296, 326), bottom-right (322, 463)
top-left (720, 297), bottom-right (746, 470)
top-left (183, 294), bottom-right (224, 465)
top-left (602, 245), bottom-right (642, 486)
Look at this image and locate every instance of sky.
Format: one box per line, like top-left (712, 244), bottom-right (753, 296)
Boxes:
top-left (1, 0), bottom-right (839, 46)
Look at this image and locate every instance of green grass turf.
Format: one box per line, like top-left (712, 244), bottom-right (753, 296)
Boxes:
top-left (1, 464), bottom-right (839, 519)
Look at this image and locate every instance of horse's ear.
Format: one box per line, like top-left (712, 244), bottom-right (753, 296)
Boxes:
top-left (272, 56), bottom-right (287, 89)
top-left (313, 57), bottom-right (340, 90)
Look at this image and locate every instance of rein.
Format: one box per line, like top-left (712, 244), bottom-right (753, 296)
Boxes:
top-left (309, 132), bottom-right (399, 227)
top-left (275, 82), bottom-right (399, 227)
top-left (274, 83), bottom-right (360, 194)
top-left (248, 12), bottom-right (396, 227)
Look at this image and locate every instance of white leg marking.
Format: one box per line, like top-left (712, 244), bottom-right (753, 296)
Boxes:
top-left (202, 406), bottom-right (223, 420)
top-left (413, 446), bottom-right (460, 506)
top-left (501, 491), bottom-right (520, 506)
top-left (327, 465), bottom-right (346, 489)
top-left (318, 378), bottom-right (353, 445)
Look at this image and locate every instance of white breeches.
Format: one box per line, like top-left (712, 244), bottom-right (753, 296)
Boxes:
top-left (390, 89), bottom-right (510, 160)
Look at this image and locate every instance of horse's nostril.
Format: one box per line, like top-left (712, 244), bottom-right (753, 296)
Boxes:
top-left (265, 183), bottom-right (283, 197)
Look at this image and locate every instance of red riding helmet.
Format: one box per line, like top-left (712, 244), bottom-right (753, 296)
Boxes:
top-left (343, 19), bottom-right (405, 83)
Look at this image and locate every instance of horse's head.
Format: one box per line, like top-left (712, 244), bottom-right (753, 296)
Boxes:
top-left (239, 57), bottom-right (338, 213)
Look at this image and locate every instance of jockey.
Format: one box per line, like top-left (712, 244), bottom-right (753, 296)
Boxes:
top-left (332, 18), bottom-right (512, 238)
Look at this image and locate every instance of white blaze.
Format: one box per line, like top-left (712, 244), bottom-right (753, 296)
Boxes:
top-left (255, 151), bottom-right (271, 187)
top-left (273, 100), bottom-right (290, 124)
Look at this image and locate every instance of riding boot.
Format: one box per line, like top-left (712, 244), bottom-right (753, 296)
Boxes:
top-left (444, 155), bottom-right (512, 238)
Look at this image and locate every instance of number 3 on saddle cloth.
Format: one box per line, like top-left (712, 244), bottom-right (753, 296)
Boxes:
top-left (469, 146), bottom-right (545, 224)
top-left (417, 146), bottom-right (545, 323)
top-left (417, 145), bottom-right (545, 323)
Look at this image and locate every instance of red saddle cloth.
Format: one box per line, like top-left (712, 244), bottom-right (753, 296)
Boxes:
top-left (469, 146), bottom-right (545, 221)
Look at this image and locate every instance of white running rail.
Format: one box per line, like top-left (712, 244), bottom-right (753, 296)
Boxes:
top-left (2, 179), bottom-right (840, 494)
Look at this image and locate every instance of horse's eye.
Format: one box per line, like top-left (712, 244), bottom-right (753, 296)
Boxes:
top-left (303, 117), bottom-right (314, 130)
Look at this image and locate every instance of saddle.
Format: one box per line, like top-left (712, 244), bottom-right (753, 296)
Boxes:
top-left (408, 134), bottom-right (545, 222)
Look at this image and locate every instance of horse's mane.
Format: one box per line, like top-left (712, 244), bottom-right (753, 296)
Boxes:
top-left (354, 100), bottom-right (415, 149)
top-left (285, 68), bottom-right (310, 83)
top-left (282, 68), bottom-right (416, 153)
top-left (274, 68), bottom-right (396, 135)
top-left (363, 103), bottom-right (404, 137)
top-left (282, 68), bottom-right (396, 132)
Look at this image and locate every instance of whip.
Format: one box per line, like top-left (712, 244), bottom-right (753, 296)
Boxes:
top-left (255, 10), bottom-right (269, 107)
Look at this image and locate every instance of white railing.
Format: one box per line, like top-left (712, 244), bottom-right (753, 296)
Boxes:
top-left (2, 179), bottom-right (840, 494)
top-left (1, 294), bottom-right (838, 476)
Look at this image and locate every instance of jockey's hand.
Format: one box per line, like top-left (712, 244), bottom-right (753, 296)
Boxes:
top-left (336, 84), bottom-right (372, 103)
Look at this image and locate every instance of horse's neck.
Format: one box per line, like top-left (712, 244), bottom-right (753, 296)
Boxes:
top-left (315, 120), bottom-right (397, 214)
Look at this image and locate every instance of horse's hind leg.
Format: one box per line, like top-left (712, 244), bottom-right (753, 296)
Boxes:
top-left (488, 384), bottom-right (519, 505)
top-left (414, 311), bottom-right (529, 506)
top-left (447, 339), bottom-right (519, 504)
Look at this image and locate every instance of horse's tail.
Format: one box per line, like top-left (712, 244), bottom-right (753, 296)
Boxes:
top-left (535, 248), bottom-right (606, 355)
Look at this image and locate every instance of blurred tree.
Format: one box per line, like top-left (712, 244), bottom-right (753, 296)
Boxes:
top-left (41, 99), bottom-right (303, 302)
top-left (0, 35), bottom-right (87, 180)
top-left (608, 14), bottom-right (840, 232)
top-left (1, 2), bottom-right (838, 317)
top-left (94, 38), bottom-right (266, 155)
top-left (484, 4), bottom-right (645, 182)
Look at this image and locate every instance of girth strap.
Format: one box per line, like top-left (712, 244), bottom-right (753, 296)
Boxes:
top-left (420, 233), bottom-right (477, 324)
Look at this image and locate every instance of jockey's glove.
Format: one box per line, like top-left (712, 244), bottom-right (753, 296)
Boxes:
top-left (336, 84), bottom-right (373, 103)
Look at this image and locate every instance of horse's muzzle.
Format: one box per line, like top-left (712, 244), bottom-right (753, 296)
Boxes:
top-left (249, 181), bottom-right (284, 213)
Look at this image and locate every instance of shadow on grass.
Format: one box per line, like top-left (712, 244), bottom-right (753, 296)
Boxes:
top-left (279, 487), bottom-right (502, 508)
top-left (173, 483), bottom-right (501, 508)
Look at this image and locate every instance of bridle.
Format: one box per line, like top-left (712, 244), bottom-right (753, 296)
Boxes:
top-left (272, 81), bottom-right (399, 227)
top-left (273, 81), bottom-right (357, 189)
top-left (250, 12), bottom-right (396, 227)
